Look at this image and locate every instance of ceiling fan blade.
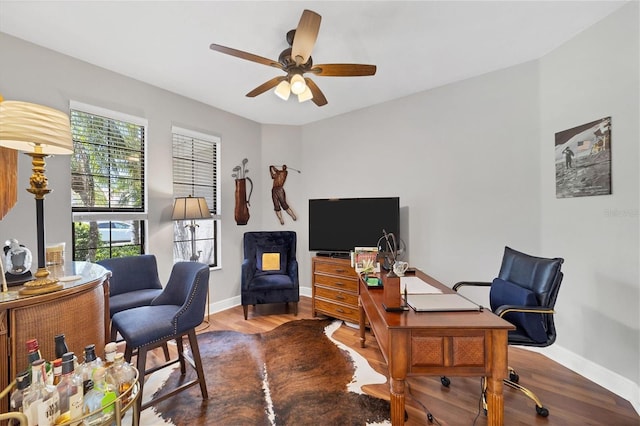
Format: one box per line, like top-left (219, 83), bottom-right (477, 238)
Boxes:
top-left (246, 76), bottom-right (286, 98)
top-left (304, 78), bottom-right (328, 107)
top-left (210, 43), bottom-right (283, 70)
top-left (291, 9), bottom-right (321, 66)
top-left (310, 64), bottom-right (377, 77)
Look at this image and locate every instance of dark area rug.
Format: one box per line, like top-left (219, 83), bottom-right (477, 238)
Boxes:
top-left (147, 319), bottom-right (391, 425)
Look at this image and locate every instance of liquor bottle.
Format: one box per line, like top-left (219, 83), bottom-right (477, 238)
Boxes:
top-left (103, 342), bottom-right (117, 367)
top-left (106, 352), bottom-right (136, 405)
top-left (22, 358), bottom-right (60, 426)
top-left (8, 370), bottom-right (31, 426)
top-left (52, 359), bottom-right (62, 386)
top-left (78, 343), bottom-right (103, 394)
top-left (55, 352), bottom-right (83, 425)
top-left (82, 367), bottom-right (117, 426)
top-left (26, 338), bottom-right (52, 384)
top-left (26, 338), bottom-right (42, 364)
top-left (54, 334), bottom-right (69, 359)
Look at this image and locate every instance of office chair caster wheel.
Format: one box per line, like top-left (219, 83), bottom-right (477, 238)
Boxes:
top-left (536, 406), bottom-right (549, 417)
top-left (509, 371), bottom-right (519, 383)
top-left (440, 376), bottom-right (450, 387)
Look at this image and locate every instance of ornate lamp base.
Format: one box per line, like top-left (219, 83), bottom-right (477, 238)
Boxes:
top-left (18, 267), bottom-right (63, 295)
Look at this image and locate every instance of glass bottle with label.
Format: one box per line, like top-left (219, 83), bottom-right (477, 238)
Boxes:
top-left (55, 352), bottom-right (83, 425)
top-left (106, 352), bottom-right (136, 405)
top-left (103, 342), bottom-right (117, 368)
top-left (82, 367), bottom-right (117, 426)
top-left (22, 358), bottom-right (60, 426)
top-left (54, 334), bottom-right (69, 359)
top-left (78, 344), bottom-right (103, 394)
top-left (52, 359), bottom-right (62, 386)
top-left (25, 338), bottom-right (52, 384)
top-left (9, 370), bottom-right (31, 426)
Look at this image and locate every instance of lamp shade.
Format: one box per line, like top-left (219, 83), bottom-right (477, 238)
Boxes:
top-left (289, 74), bottom-right (306, 95)
top-left (172, 196), bottom-right (212, 221)
top-left (298, 86), bottom-right (313, 103)
top-left (0, 101), bottom-right (73, 155)
top-left (274, 80), bottom-right (291, 101)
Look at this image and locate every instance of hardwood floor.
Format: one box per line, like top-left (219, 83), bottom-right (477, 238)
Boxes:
top-left (168, 296), bottom-right (638, 425)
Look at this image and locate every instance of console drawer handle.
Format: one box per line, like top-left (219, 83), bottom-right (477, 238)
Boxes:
top-left (336, 308), bottom-right (345, 313)
top-left (335, 294), bottom-right (345, 300)
top-left (334, 282), bottom-right (345, 287)
top-left (335, 268), bottom-right (346, 273)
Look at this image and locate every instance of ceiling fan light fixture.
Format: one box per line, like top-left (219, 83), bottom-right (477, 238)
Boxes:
top-left (290, 74), bottom-right (306, 95)
top-left (298, 86), bottom-right (313, 103)
top-left (274, 80), bottom-right (291, 100)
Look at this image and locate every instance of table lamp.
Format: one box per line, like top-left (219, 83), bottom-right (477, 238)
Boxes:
top-left (172, 195), bottom-right (212, 328)
top-left (0, 100), bottom-right (73, 294)
top-left (171, 195), bottom-right (212, 261)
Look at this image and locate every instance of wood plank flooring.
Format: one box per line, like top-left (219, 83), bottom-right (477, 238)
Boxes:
top-left (165, 296), bottom-right (638, 425)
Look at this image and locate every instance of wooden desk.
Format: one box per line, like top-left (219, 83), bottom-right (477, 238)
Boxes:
top-left (358, 269), bottom-right (514, 426)
top-left (0, 261), bottom-right (110, 413)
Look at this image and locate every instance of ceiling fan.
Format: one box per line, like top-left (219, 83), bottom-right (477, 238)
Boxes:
top-left (209, 9), bottom-right (376, 107)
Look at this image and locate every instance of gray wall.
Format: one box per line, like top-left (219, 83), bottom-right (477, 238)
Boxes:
top-left (0, 1), bottom-right (637, 411)
top-left (0, 32), bottom-right (264, 305)
top-left (539, 1), bottom-right (639, 402)
top-left (296, 2), bottom-right (639, 410)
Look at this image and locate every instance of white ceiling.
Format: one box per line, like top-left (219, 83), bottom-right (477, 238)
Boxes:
top-left (0, 1), bottom-right (627, 126)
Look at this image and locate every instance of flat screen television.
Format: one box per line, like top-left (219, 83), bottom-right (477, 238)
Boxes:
top-left (308, 197), bottom-right (400, 256)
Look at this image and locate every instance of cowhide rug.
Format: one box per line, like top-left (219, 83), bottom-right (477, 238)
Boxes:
top-left (138, 319), bottom-right (391, 425)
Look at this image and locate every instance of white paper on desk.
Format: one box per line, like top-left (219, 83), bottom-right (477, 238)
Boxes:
top-left (401, 276), bottom-right (442, 294)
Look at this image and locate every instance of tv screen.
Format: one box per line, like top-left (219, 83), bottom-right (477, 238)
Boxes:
top-left (308, 197), bottom-right (400, 255)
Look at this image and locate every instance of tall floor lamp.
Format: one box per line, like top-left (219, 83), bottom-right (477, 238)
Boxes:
top-left (0, 100), bottom-right (73, 295)
top-left (172, 195), bottom-right (212, 326)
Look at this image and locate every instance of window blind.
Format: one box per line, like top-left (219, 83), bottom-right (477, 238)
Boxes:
top-left (71, 109), bottom-right (145, 213)
top-left (172, 128), bottom-right (218, 215)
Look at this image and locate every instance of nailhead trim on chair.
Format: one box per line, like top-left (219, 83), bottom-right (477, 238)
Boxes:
top-left (128, 268), bottom-right (207, 348)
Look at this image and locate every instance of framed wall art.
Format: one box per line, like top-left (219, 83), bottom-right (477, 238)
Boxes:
top-left (555, 116), bottom-right (611, 198)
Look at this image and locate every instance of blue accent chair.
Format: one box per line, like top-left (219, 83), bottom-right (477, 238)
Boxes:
top-left (98, 254), bottom-right (170, 360)
top-left (445, 246), bottom-right (564, 417)
top-left (98, 254), bottom-right (163, 318)
top-left (110, 261), bottom-right (210, 415)
top-left (241, 231), bottom-right (299, 320)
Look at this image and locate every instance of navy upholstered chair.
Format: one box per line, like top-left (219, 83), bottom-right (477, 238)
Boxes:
top-left (241, 231), bottom-right (299, 320)
top-left (447, 246), bottom-right (564, 417)
top-left (110, 261), bottom-right (210, 415)
top-left (98, 254), bottom-right (163, 319)
top-left (98, 255), bottom-right (170, 361)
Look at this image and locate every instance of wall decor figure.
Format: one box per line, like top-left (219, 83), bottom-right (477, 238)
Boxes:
top-left (555, 117), bottom-right (611, 198)
top-left (270, 165), bottom-right (299, 225)
top-left (233, 158), bottom-right (253, 225)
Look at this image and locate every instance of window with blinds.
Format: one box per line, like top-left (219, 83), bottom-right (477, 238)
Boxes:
top-left (70, 102), bottom-right (147, 261)
top-left (172, 127), bottom-right (220, 266)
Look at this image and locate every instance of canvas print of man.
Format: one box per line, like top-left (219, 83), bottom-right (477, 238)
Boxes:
top-left (555, 117), bottom-right (611, 198)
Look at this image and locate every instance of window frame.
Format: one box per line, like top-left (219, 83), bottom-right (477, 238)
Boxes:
top-left (171, 126), bottom-right (221, 268)
top-left (70, 101), bottom-right (148, 261)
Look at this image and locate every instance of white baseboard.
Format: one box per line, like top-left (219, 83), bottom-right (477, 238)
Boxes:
top-left (210, 295), bottom-right (241, 313)
top-left (526, 344), bottom-right (640, 416)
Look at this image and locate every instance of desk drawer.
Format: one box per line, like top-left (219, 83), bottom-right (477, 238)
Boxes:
top-left (315, 286), bottom-right (359, 306)
top-left (314, 262), bottom-right (358, 278)
top-left (315, 299), bottom-right (360, 323)
top-left (314, 273), bottom-right (358, 293)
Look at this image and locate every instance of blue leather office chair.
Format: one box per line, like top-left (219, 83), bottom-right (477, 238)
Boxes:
top-left (110, 261), bottom-right (210, 415)
top-left (445, 246), bottom-right (564, 417)
top-left (241, 231), bottom-right (299, 320)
